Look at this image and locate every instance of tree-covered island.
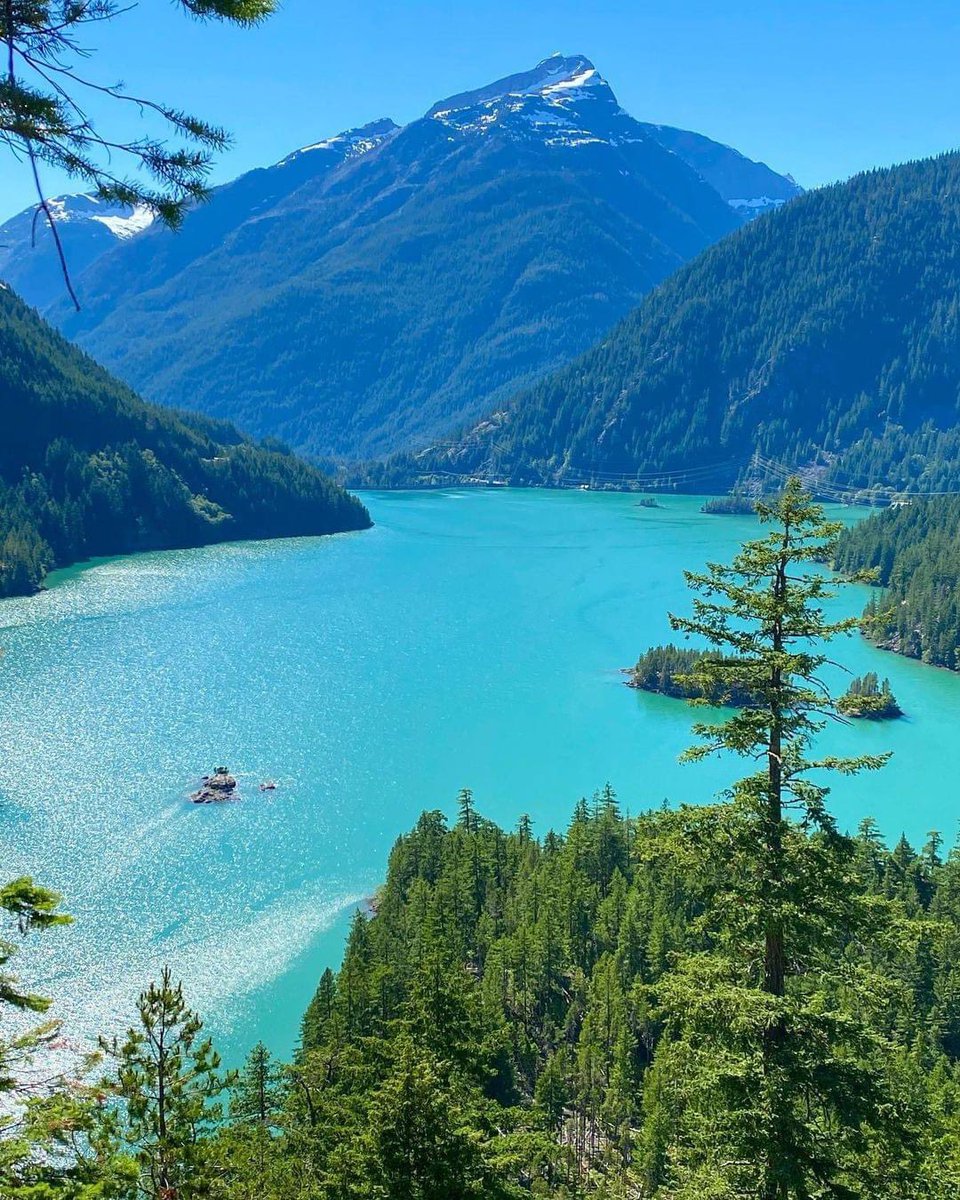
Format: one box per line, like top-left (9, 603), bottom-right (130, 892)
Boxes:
top-left (700, 494), bottom-right (760, 515)
top-left (624, 644), bottom-right (755, 706)
top-left (837, 673), bottom-right (904, 719)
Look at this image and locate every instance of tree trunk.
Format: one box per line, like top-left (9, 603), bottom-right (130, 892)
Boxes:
top-left (761, 550), bottom-right (789, 1200)
top-left (764, 723), bottom-right (786, 1000)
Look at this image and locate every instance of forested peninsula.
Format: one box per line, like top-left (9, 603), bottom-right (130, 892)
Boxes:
top-left (835, 495), bottom-right (960, 668)
top-left (0, 286), bottom-right (371, 597)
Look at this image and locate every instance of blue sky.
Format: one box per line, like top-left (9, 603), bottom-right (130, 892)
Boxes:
top-left (3, 0), bottom-right (959, 222)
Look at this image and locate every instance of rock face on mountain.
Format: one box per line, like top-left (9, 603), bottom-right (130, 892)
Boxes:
top-left (0, 55), bottom-right (795, 461)
top-left (638, 124), bottom-right (802, 216)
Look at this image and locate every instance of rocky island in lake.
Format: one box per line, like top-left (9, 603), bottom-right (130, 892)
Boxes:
top-left (191, 767), bottom-right (239, 803)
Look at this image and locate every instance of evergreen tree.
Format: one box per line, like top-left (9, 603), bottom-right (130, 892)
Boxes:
top-left (102, 967), bottom-right (230, 1199)
top-left (300, 967), bottom-right (337, 1055)
top-left (457, 788), bottom-right (477, 834)
top-left (0, 877), bottom-right (71, 1085)
top-left (0, 877), bottom-right (89, 1197)
top-left (360, 1035), bottom-right (507, 1200)
top-left (231, 1042), bottom-right (284, 1129)
top-left (650, 480), bottom-right (903, 1197)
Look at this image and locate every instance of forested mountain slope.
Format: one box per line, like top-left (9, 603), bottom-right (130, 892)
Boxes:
top-left (0, 285), bottom-right (370, 597)
top-left (835, 495), bottom-right (960, 668)
top-left (396, 153), bottom-right (960, 493)
top-left (13, 54), bottom-right (765, 460)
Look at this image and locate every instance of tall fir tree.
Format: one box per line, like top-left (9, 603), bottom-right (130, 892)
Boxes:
top-left (645, 479), bottom-right (913, 1198)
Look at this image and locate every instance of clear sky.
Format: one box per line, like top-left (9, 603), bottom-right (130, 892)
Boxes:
top-left (3, 0), bottom-right (959, 222)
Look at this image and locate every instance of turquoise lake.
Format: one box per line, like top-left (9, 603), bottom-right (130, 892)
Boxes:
top-left (1, 489), bottom-right (956, 1066)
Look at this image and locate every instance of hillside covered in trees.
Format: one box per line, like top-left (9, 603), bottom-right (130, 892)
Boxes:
top-left (0, 285), bottom-right (370, 597)
top-left (8, 794), bottom-right (960, 1198)
top-left (382, 152), bottom-right (960, 493)
top-left (835, 495), bottom-right (960, 668)
top-left (283, 796), bottom-right (960, 1196)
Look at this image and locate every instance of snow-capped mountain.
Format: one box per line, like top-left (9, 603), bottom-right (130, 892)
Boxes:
top-left (3, 54), bottom-right (798, 460)
top-left (0, 119), bottom-right (398, 313)
top-left (0, 194), bottom-right (155, 310)
top-left (424, 56), bottom-right (799, 215)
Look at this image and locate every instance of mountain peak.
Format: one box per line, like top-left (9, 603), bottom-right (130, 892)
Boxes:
top-left (0, 191), bottom-right (155, 299)
top-left (426, 53), bottom-right (612, 118)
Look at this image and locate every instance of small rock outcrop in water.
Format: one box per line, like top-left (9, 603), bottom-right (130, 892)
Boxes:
top-left (191, 767), bottom-right (239, 804)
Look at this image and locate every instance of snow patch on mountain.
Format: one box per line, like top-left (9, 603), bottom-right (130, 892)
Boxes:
top-left (44, 194), bottom-right (156, 239)
top-left (90, 208), bottom-right (156, 238)
top-left (729, 196), bottom-right (789, 212)
top-left (540, 64), bottom-right (602, 94)
top-left (278, 119), bottom-right (398, 167)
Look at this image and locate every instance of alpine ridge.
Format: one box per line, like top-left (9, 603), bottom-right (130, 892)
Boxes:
top-left (0, 118), bottom-right (400, 314)
top-left (0, 54), bottom-right (797, 461)
top-left (0, 194), bottom-right (156, 313)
